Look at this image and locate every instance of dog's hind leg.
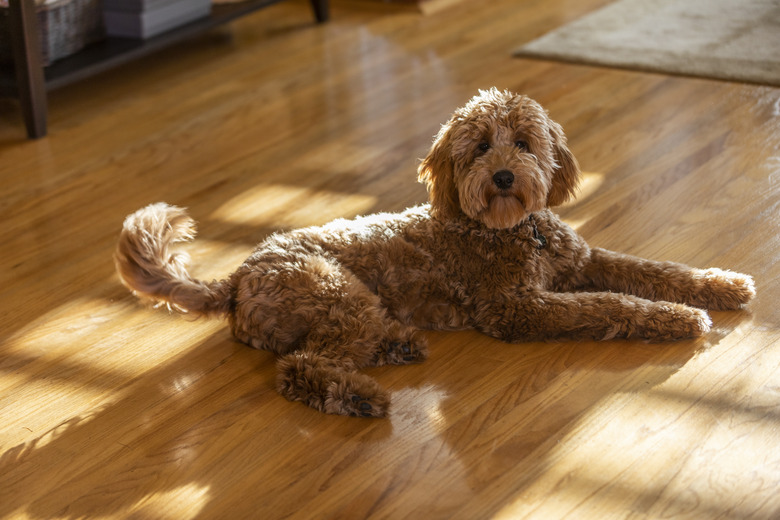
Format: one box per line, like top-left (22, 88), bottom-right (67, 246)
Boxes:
top-left (242, 253), bottom-right (426, 416)
top-left (272, 295), bottom-right (428, 416)
top-left (267, 261), bottom-right (401, 417)
top-left (273, 300), bottom-right (425, 417)
top-left (275, 351), bottom-right (389, 417)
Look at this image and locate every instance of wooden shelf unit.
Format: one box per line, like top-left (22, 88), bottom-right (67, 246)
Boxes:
top-left (1, 0), bottom-right (329, 138)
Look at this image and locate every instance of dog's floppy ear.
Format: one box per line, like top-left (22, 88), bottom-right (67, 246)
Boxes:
top-left (546, 120), bottom-right (581, 207)
top-left (418, 124), bottom-right (460, 219)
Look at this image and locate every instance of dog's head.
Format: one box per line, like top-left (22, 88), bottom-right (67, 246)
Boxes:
top-left (418, 88), bottom-right (580, 229)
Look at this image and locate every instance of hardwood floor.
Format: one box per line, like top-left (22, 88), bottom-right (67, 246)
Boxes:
top-left (1, 0), bottom-right (779, 518)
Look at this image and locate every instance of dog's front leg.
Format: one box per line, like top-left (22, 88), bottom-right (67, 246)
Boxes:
top-left (579, 247), bottom-right (755, 311)
top-left (475, 291), bottom-right (711, 342)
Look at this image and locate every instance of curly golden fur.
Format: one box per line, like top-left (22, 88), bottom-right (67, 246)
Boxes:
top-left (115, 88), bottom-right (755, 418)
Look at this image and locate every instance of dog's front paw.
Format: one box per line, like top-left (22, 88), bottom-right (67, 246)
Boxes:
top-left (695, 269), bottom-right (756, 310)
top-left (325, 373), bottom-right (390, 418)
top-left (642, 303), bottom-right (712, 341)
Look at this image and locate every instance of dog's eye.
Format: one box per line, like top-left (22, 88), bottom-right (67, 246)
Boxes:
top-left (515, 140), bottom-right (529, 152)
top-left (477, 142), bottom-right (490, 153)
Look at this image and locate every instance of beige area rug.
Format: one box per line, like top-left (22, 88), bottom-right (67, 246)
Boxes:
top-left (514, 0), bottom-right (780, 86)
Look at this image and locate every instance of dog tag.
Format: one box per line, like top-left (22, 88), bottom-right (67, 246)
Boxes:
top-left (530, 216), bottom-right (547, 250)
top-left (534, 232), bottom-right (547, 250)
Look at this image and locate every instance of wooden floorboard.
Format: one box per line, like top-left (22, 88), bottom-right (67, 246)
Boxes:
top-left (1, 0), bottom-right (779, 518)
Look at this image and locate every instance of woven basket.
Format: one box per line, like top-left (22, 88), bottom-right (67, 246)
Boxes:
top-left (0, 0), bottom-right (104, 66)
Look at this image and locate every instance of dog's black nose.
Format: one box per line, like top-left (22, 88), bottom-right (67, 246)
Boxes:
top-left (492, 170), bottom-right (514, 190)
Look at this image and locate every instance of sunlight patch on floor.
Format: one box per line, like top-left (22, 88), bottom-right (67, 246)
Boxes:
top-left (561, 170), bottom-right (604, 208)
top-left (210, 183), bottom-right (378, 228)
top-left (493, 327), bottom-right (780, 519)
top-left (178, 238), bottom-right (257, 281)
top-left (1, 295), bottom-right (219, 383)
top-left (558, 171), bottom-right (604, 232)
top-left (0, 294), bottom-right (223, 443)
top-left (113, 483), bottom-right (211, 520)
top-left (390, 384), bottom-right (452, 434)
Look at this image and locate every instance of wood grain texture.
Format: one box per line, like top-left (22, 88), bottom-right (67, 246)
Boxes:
top-left (1, 0), bottom-right (779, 518)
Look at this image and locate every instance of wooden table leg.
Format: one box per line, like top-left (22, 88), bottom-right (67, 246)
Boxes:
top-left (309, 0), bottom-right (329, 23)
top-left (8, 0), bottom-right (48, 139)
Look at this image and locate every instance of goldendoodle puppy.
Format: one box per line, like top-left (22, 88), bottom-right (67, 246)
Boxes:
top-left (115, 88), bottom-right (755, 417)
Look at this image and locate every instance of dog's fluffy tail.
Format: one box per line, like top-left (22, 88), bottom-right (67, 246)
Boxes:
top-left (114, 203), bottom-right (231, 317)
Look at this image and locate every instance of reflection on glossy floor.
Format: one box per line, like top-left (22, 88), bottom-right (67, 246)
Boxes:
top-left (1, 0), bottom-right (779, 518)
